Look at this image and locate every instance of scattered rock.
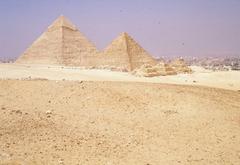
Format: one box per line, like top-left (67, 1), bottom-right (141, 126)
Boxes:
top-left (45, 110), bottom-right (52, 115)
top-left (32, 78), bottom-right (48, 81)
top-left (10, 110), bottom-right (22, 115)
top-left (15, 110), bottom-right (22, 115)
top-left (164, 110), bottom-right (178, 115)
top-left (58, 158), bottom-right (64, 164)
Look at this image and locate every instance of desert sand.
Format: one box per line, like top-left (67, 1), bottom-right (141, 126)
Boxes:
top-left (0, 63), bottom-right (240, 91)
top-left (0, 79), bottom-right (239, 164)
top-left (0, 63), bottom-right (240, 164)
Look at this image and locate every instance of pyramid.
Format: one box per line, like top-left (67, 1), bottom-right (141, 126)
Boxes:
top-left (16, 15), bottom-right (97, 66)
top-left (153, 61), bottom-right (177, 75)
top-left (132, 61), bottom-right (177, 77)
top-left (170, 58), bottom-right (192, 74)
top-left (103, 32), bottom-right (157, 71)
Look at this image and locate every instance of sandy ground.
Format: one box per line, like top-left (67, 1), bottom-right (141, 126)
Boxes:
top-left (0, 63), bottom-right (240, 91)
top-left (0, 80), bottom-right (239, 164)
top-left (0, 64), bottom-right (240, 164)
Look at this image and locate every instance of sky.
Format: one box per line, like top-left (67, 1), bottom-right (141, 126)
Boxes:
top-left (0, 0), bottom-right (240, 60)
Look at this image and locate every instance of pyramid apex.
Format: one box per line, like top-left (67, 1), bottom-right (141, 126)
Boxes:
top-left (48, 15), bottom-right (77, 30)
top-left (121, 32), bottom-right (128, 35)
top-left (120, 32), bottom-right (130, 37)
top-left (117, 32), bottom-right (132, 42)
top-left (58, 15), bottom-right (67, 19)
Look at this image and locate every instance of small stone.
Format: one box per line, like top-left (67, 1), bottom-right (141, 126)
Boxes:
top-left (45, 110), bottom-right (52, 115)
top-left (15, 110), bottom-right (22, 114)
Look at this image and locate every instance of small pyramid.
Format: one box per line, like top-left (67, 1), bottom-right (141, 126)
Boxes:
top-left (170, 58), bottom-right (192, 74)
top-left (132, 61), bottom-right (177, 77)
top-left (16, 15), bottom-right (97, 66)
top-left (103, 32), bottom-right (157, 71)
top-left (154, 61), bottom-right (177, 75)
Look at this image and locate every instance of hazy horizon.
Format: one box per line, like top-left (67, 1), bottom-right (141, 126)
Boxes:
top-left (0, 0), bottom-right (240, 60)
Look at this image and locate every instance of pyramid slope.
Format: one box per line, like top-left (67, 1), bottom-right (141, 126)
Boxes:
top-left (16, 16), bottom-right (98, 66)
top-left (124, 33), bottom-right (157, 70)
top-left (103, 32), bottom-right (157, 71)
top-left (103, 33), bottom-right (132, 70)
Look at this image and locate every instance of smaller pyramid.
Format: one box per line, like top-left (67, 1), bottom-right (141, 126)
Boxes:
top-left (170, 58), bottom-right (192, 73)
top-left (154, 61), bottom-right (177, 75)
top-left (103, 32), bottom-right (157, 71)
top-left (132, 61), bottom-right (177, 77)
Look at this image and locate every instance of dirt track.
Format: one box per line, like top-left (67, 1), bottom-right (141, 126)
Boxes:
top-left (0, 80), bottom-right (240, 164)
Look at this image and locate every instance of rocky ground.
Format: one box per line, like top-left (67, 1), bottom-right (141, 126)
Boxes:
top-left (0, 80), bottom-right (239, 164)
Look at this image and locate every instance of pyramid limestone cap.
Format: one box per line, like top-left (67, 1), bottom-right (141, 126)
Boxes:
top-left (104, 32), bottom-right (135, 50)
top-left (120, 32), bottom-right (128, 37)
top-left (119, 32), bottom-right (132, 40)
top-left (48, 15), bottom-right (77, 30)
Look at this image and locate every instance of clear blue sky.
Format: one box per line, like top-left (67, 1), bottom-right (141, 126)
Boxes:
top-left (0, 0), bottom-right (240, 59)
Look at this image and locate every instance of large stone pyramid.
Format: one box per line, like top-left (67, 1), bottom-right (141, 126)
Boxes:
top-left (103, 32), bottom-right (157, 71)
top-left (16, 15), bottom-right (97, 66)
